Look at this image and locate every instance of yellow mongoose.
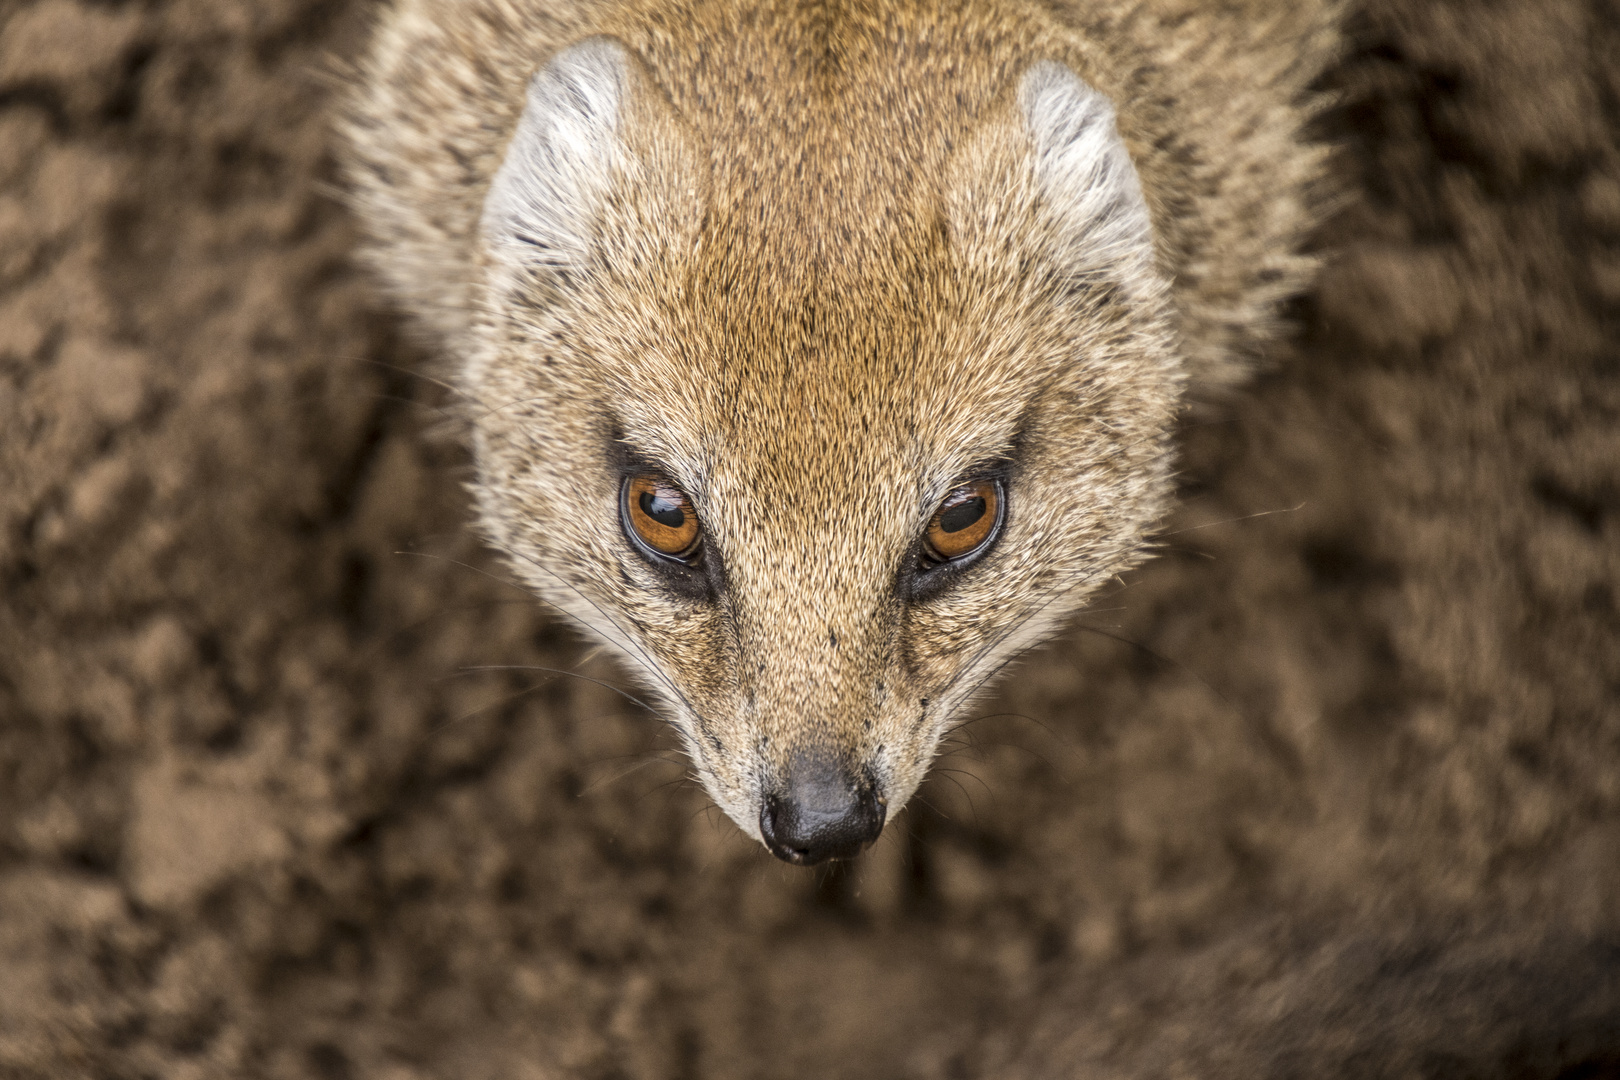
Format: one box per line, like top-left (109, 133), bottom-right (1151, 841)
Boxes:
top-left (340, 0), bottom-right (1336, 864)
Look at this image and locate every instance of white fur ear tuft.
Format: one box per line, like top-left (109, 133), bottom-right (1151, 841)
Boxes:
top-left (481, 37), bottom-right (630, 274)
top-left (1019, 61), bottom-right (1159, 291)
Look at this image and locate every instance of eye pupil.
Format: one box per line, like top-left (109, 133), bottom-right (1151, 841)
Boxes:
top-left (623, 475), bottom-right (702, 563)
top-left (937, 496), bottom-right (986, 534)
top-left (922, 478), bottom-right (1002, 566)
top-left (639, 490), bottom-right (686, 529)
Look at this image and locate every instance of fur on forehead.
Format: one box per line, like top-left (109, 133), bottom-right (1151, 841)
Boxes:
top-left (478, 41), bottom-right (1172, 490)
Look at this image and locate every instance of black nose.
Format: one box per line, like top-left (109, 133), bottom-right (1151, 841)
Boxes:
top-left (759, 760), bottom-right (886, 865)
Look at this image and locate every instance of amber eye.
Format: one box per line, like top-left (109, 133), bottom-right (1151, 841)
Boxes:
top-left (622, 475), bottom-right (702, 562)
top-left (923, 479), bottom-right (1003, 565)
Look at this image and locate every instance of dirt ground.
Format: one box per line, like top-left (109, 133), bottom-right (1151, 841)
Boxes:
top-left (1, 0), bottom-right (1618, 1077)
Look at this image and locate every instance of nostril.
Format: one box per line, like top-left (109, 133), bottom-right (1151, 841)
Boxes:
top-left (758, 797), bottom-right (791, 855)
top-left (759, 795), bottom-right (811, 861)
top-left (759, 767), bottom-right (886, 866)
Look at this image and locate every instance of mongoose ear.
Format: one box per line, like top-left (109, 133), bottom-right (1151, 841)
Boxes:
top-left (481, 37), bottom-right (631, 274)
top-left (1019, 61), bottom-right (1160, 294)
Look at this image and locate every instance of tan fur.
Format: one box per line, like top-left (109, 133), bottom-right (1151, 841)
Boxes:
top-left (337, 0), bottom-right (1338, 846)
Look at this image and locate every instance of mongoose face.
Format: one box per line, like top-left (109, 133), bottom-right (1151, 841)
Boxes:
top-left (343, 0), bottom-right (1329, 863)
top-left (467, 41), bottom-right (1180, 861)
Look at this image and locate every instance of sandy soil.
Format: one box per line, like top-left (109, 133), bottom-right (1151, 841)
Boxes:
top-left (1, 0), bottom-right (1617, 1077)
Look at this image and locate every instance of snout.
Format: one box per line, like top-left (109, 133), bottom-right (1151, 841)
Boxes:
top-left (759, 757), bottom-right (887, 865)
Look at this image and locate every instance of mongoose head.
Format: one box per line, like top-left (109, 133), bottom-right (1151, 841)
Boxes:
top-left (469, 38), bottom-right (1181, 863)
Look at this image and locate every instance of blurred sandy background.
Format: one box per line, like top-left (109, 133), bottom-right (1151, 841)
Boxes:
top-left (1, 0), bottom-right (1617, 1077)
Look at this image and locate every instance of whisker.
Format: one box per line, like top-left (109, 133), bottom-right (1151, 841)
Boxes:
top-left (940, 626), bottom-right (1057, 722)
top-left (1070, 624), bottom-right (1231, 702)
top-left (579, 745), bottom-right (687, 769)
top-left (456, 664), bottom-right (661, 718)
top-left (931, 773), bottom-right (980, 826)
top-left (357, 390), bottom-right (462, 422)
top-left (394, 549), bottom-right (545, 599)
top-left (948, 710), bottom-right (1062, 741)
top-left (909, 792), bottom-right (948, 822)
top-left (657, 772), bottom-right (698, 819)
top-left (692, 804), bottom-right (750, 876)
top-left (497, 545), bottom-right (697, 714)
top-left (933, 766), bottom-right (996, 803)
top-left (935, 732), bottom-right (988, 763)
top-left (579, 755), bottom-right (683, 797)
top-left (356, 357), bottom-right (505, 416)
top-left (426, 675), bottom-right (563, 737)
top-left (403, 544), bottom-right (692, 719)
top-left (353, 595), bottom-right (544, 666)
top-left (937, 733), bottom-right (1056, 772)
top-left (936, 562), bottom-right (1132, 723)
top-left (637, 774), bottom-right (691, 800)
top-left (1156, 501), bottom-right (1305, 538)
top-left (1152, 543), bottom-right (1220, 560)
